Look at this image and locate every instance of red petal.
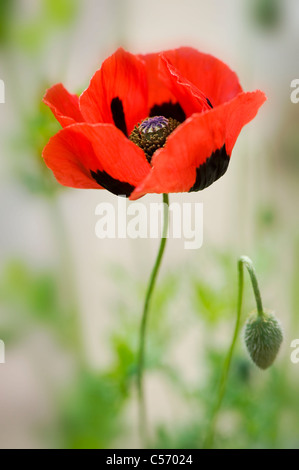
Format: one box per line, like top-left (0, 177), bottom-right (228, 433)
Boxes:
top-left (42, 126), bottom-right (102, 189)
top-left (43, 123), bottom-right (150, 191)
top-left (159, 54), bottom-right (212, 117)
top-left (130, 91), bottom-right (266, 199)
top-left (138, 52), bottom-right (175, 110)
top-left (43, 83), bottom-right (84, 128)
top-left (79, 48), bottom-right (148, 135)
top-left (161, 47), bottom-right (243, 108)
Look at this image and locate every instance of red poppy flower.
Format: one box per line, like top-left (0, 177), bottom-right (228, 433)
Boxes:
top-left (42, 47), bottom-right (266, 199)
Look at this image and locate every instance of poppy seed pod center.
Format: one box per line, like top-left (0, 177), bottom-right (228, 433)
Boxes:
top-left (139, 116), bottom-right (169, 134)
top-left (129, 116), bottom-right (180, 164)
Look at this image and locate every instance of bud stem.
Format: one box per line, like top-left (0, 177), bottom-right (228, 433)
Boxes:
top-left (204, 255), bottom-right (265, 448)
top-left (239, 256), bottom-right (264, 318)
top-left (137, 193), bottom-right (169, 447)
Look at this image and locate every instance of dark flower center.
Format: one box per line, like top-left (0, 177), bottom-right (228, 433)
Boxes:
top-left (129, 115), bottom-right (180, 164)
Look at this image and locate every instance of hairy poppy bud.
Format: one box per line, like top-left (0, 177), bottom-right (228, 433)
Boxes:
top-left (244, 310), bottom-right (283, 369)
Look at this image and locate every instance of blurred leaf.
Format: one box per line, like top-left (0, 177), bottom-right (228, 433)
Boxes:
top-left (109, 333), bottom-right (137, 398)
top-left (11, 96), bottom-right (61, 196)
top-left (192, 252), bottom-right (236, 324)
top-left (14, 22), bottom-right (48, 53)
top-left (153, 424), bottom-right (201, 450)
top-left (60, 370), bottom-right (125, 449)
top-left (0, 260), bottom-right (78, 347)
top-left (256, 205), bottom-right (277, 230)
top-left (248, 0), bottom-right (282, 31)
top-left (11, 0), bottom-right (79, 54)
top-left (0, 0), bottom-right (15, 45)
top-left (44, 0), bottom-right (79, 26)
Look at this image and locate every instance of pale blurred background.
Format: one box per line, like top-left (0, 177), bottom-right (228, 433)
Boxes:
top-left (0, 0), bottom-right (299, 449)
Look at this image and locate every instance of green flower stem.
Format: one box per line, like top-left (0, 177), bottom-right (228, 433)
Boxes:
top-left (204, 255), bottom-right (264, 448)
top-left (137, 193), bottom-right (169, 446)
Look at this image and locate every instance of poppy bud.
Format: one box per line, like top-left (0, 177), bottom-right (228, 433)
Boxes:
top-left (244, 310), bottom-right (283, 369)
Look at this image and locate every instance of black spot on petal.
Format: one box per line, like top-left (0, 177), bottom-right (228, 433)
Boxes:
top-left (189, 145), bottom-right (230, 192)
top-left (206, 98), bottom-right (213, 108)
top-left (111, 97), bottom-right (128, 136)
top-left (150, 101), bottom-right (186, 123)
top-left (91, 169), bottom-right (134, 197)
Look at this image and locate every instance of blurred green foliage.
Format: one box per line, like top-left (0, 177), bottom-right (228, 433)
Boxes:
top-left (1, 242), bottom-right (298, 448)
top-left (1, 1), bottom-right (79, 197)
top-left (10, 0), bottom-right (79, 54)
top-left (0, 0), bottom-right (15, 45)
top-left (13, 99), bottom-right (61, 196)
top-left (248, 0), bottom-right (282, 30)
top-left (61, 370), bottom-right (125, 449)
top-left (0, 260), bottom-right (78, 348)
